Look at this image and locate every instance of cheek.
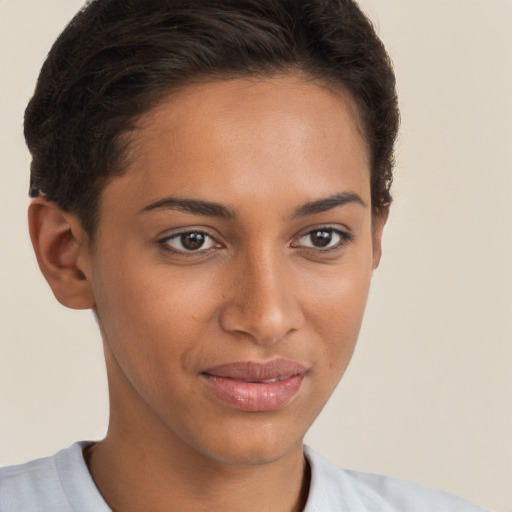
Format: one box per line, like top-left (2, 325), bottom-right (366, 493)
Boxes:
top-left (307, 240), bottom-right (373, 325)
top-left (91, 248), bottom-right (223, 375)
top-left (304, 242), bottom-right (373, 371)
top-left (294, 257), bottom-right (373, 425)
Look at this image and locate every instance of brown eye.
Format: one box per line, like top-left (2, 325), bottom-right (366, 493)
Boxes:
top-left (162, 231), bottom-right (217, 252)
top-left (296, 228), bottom-right (351, 250)
top-left (310, 229), bottom-right (334, 247)
top-left (180, 232), bottom-right (206, 250)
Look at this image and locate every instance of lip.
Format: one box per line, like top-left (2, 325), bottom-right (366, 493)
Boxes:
top-left (201, 359), bottom-right (307, 412)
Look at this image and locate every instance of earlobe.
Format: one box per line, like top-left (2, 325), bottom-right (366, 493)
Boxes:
top-left (371, 207), bottom-right (389, 270)
top-left (28, 199), bottom-right (96, 310)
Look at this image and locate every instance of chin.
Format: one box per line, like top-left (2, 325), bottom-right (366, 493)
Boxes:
top-left (191, 421), bottom-right (305, 468)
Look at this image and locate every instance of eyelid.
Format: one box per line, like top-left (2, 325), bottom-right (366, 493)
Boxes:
top-left (290, 225), bottom-right (354, 250)
top-left (157, 227), bottom-right (223, 254)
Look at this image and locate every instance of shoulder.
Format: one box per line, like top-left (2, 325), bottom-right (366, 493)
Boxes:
top-left (0, 443), bottom-right (109, 512)
top-left (303, 446), bottom-right (490, 512)
top-left (0, 450), bottom-right (69, 512)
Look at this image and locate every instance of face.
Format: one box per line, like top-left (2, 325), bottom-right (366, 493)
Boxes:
top-left (81, 76), bottom-right (385, 466)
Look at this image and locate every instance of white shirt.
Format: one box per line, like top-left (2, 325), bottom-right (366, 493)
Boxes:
top-left (0, 442), bottom-right (489, 511)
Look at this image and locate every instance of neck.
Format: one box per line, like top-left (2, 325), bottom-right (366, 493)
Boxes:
top-left (85, 430), bottom-right (310, 512)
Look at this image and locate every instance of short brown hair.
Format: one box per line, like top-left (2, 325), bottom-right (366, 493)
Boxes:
top-left (25, 0), bottom-right (399, 234)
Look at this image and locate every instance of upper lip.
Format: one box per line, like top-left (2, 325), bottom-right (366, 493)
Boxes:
top-left (202, 358), bottom-right (308, 382)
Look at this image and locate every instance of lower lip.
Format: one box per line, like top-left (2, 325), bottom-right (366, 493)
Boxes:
top-left (202, 374), bottom-right (305, 412)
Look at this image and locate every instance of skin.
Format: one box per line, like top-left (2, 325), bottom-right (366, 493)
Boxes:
top-left (29, 75), bottom-right (387, 512)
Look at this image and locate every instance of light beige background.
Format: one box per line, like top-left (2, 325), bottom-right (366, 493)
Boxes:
top-left (1, 1), bottom-right (511, 511)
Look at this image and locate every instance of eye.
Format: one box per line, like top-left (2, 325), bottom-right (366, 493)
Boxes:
top-left (294, 227), bottom-right (351, 250)
top-left (159, 231), bottom-right (219, 253)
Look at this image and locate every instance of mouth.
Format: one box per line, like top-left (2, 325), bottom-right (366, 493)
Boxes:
top-left (201, 359), bottom-right (307, 412)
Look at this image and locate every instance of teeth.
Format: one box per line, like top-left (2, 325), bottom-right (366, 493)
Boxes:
top-left (259, 375), bottom-right (292, 383)
top-left (247, 377), bottom-right (282, 383)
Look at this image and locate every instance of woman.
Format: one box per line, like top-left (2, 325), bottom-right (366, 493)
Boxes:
top-left (0, 1), bottom-right (492, 510)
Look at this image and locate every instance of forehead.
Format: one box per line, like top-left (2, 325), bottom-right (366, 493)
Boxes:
top-left (103, 76), bottom-right (370, 216)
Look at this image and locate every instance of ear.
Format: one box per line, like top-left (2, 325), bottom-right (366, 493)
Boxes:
top-left (28, 198), bottom-right (96, 309)
top-left (371, 206), bottom-right (389, 270)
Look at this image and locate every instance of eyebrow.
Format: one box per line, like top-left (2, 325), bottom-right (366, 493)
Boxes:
top-left (140, 191), bottom-right (366, 219)
top-left (292, 192), bottom-right (366, 218)
top-left (140, 197), bottom-right (235, 219)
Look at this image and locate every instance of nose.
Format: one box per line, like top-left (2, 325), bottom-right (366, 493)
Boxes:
top-left (219, 250), bottom-right (304, 346)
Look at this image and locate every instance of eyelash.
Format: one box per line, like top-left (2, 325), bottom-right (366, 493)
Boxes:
top-left (157, 226), bottom-right (353, 256)
top-left (292, 227), bottom-right (353, 252)
top-left (158, 230), bottom-right (221, 254)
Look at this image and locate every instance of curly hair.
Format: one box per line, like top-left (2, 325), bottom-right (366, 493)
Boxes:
top-left (25, 0), bottom-right (399, 234)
